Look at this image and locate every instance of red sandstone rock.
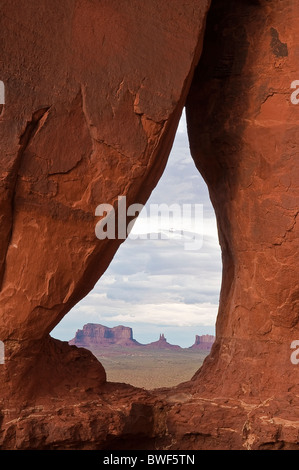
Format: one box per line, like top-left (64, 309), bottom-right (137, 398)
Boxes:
top-left (186, 0), bottom-right (299, 404)
top-left (0, 0), bottom-right (298, 452)
top-left (0, 0), bottom-right (210, 398)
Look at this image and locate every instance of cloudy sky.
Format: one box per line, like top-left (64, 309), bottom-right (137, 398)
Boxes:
top-left (51, 110), bottom-right (222, 348)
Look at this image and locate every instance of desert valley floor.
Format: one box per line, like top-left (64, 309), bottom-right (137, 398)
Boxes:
top-left (91, 347), bottom-right (209, 389)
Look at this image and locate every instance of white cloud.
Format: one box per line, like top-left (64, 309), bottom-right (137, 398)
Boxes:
top-left (177, 108), bottom-right (187, 134)
top-left (70, 295), bottom-right (217, 326)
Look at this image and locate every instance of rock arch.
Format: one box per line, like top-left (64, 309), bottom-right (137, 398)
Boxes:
top-left (0, 0), bottom-right (298, 450)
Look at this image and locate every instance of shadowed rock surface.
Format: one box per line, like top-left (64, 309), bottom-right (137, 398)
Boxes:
top-left (186, 0), bottom-right (299, 400)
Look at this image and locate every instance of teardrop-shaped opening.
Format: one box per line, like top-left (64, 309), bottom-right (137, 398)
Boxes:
top-left (51, 110), bottom-right (222, 389)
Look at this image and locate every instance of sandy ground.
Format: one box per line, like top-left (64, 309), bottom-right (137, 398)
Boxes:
top-left (90, 347), bottom-right (209, 389)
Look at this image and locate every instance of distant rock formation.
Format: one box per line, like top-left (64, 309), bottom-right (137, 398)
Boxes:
top-left (190, 334), bottom-right (215, 351)
top-left (69, 324), bottom-right (214, 351)
top-left (69, 323), bottom-right (141, 348)
top-left (143, 333), bottom-right (182, 350)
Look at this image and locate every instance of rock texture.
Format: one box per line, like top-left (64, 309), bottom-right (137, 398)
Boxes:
top-left (0, 0), bottom-right (209, 399)
top-left (186, 0), bottom-right (299, 402)
top-left (69, 323), bottom-right (141, 348)
top-left (0, 0), bottom-right (299, 452)
top-left (190, 334), bottom-right (215, 351)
